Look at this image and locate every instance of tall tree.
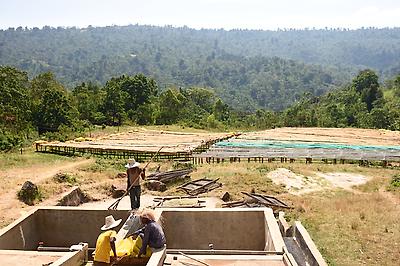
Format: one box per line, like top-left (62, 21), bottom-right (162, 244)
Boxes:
top-left (0, 66), bottom-right (31, 133)
top-left (72, 82), bottom-right (105, 124)
top-left (35, 88), bottom-right (74, 134)
top-left (102, 78), bottom-right (126, 126)
top-left (351, 69), bottom-right (382, 111)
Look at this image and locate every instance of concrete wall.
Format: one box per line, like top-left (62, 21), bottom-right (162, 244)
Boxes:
top-left (0, 209), bottom-right (40, 250)
top-left (161, 208), bottom-right (266, 250)
top-left (264, 209), bottom-right (285, 253)
top-left (289, 222), bottom-right (327, 266)
top-left (0, 207), bottom-right (130, 250)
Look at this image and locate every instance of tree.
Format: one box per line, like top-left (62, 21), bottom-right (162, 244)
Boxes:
top-left (102, 78), bottom-right (126, 126)
top-left (72, 82), bottom-right (105, 124)
top-left (213, 99), bottom-right (229, 121)
top-left (35, 88), bottom-right (74, 134)
top-left (182, 88), bottom-right (215, 113)
top-left (120, 74), bottom-right (158, 121)
top-left (157, 88), bottom-right (185, 124)
top-left (30, 72), bottom-right (74, 133)
top-left (0, 66), bottom-right (31, 133)
top-left (351, 69), bottom-right (382, 111)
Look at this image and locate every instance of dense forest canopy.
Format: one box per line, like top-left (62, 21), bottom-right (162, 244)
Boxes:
top-left (1, 64), bottom-right (400, 151)
top-left (1, 25), bottom-right (400, 110)
top-left (1, 24), bottom-right (400, 151)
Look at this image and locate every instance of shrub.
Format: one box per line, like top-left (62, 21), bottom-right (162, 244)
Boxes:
top-left (390, 174), bottom-right (400, 188)
top-left (53, 172), bottom-right (77, 184)
top-left (0, 130), bottom-right (24, 151)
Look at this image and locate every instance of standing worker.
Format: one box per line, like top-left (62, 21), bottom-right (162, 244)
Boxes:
top-left (126, 158), bottom-right (145, 210)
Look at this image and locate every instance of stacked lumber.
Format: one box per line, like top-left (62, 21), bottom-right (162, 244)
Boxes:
top-left (147, 168), bottom-right (193, 183)
top-left (222, 192), bottom-right (290, 210)
top-left (178, 178), bottom-right (222, 196)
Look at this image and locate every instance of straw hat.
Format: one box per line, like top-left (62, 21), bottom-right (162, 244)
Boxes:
top-left (138, 208), bottom-right (156, 221)
top-left (101, 215), bottom-right (122, 231)
top-left (125, 158), bottom-right (140, 169)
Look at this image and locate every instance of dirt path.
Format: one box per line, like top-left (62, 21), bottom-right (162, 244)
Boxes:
top-left (0, 159), bottom-right (93, 228)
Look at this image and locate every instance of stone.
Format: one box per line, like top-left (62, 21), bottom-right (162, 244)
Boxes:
top-left (221, 191), bottom-right (231, 202)
top-left (115, 172), bottom-right (127, 179)
top-left (111, 185), bottom-right (126, 198)
top-left (144, 180), bottom-right (167, 192)
top-left (57, 187), bottom-right (91, 206)
top-left (17, 181), bottom-right (40, 206)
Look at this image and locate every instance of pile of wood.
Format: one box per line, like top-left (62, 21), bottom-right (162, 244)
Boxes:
top-left (222, 192), bottom-right (290, 210)
top-left (178, 178), bottom-right (222, 196)
top-left (147, 168), bottom-right (193, 183)
top-left (144, 168), bottom-right (193, 192)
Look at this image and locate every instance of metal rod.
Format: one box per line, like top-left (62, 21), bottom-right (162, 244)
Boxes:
top-left (178, 251), bottom-right (211, 266)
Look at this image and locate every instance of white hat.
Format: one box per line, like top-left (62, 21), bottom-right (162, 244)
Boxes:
top-left (101, 215), bottom-right (122, 231)
top-left (125, 158), bottom-right (140, 168)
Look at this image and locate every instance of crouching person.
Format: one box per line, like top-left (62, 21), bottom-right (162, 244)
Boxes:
top-left (133, 209), bottom-right (166, 258)
top-left (94, 215), bottom-right (122, 265)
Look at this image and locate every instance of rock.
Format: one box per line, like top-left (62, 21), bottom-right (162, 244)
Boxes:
top-left (57, 187), bottom-right (91, 206)
top-left (111, 185), bottom-right (126, 198)
top-left (17, 181), bottom-right (40, 206)
top-left (144, 180), bottom-right (167, 192)
top-left (115, 172), bottom-right (127, 179)
top-left (221, 192), bottom-right (231, 202)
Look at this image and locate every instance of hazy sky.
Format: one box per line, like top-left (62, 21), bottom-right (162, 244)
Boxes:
top-left (1, 0), bottom-right (399, 30)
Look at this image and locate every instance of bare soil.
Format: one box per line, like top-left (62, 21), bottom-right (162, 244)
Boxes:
top-left (0, 159), bottom-right (93, 227)
top-left (267, 168), bottom-right (371, 194)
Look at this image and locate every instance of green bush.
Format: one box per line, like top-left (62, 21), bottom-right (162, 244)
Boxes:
top-left (172, 161), bottom-right (195, 170)
top-left (389, 174), bottom-right (400, 189)
top-left (53, 172), bottom-right (78, 184)
top-left (0, 130), bottom-right (24, 151)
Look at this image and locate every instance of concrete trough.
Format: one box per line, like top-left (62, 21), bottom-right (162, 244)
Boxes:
top-left (0, 207), bottom-right (319, 265)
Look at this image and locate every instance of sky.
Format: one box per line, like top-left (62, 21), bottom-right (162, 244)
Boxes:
top-left (1, 0), bottom-right (399, 30)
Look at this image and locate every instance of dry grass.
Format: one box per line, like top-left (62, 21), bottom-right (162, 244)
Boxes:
top-left (285, 191), bottom-right (400, 266)
top-left (1, 143), bottom-right (400, 266)
top-left (166, 161), bottom-right (400, 266)
top-left (188, 162), bottom-right (285, 200)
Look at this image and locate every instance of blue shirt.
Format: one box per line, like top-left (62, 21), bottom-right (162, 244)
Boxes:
top-left (139, 221), bottom-right (166, 255)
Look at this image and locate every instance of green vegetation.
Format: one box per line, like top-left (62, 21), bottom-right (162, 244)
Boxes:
top-left (0, 148), bottom-right (74, 170)
top-left (388, 174), bottom-right (400, 190)
top-left (1, 25), bottom-right (400, 151)
top-left (53, 172), bottom-right (78, 185)
top-left (1, 63), bottom-right (400, 151)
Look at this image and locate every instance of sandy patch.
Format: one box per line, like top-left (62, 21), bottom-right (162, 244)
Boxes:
top-left (267, 168), bottom-right (327, 195)
top-left (316, 172), bottom-right (370, 190)
top-left (267, 168), bottom-right (370, 194)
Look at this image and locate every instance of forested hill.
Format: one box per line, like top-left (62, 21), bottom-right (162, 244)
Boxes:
top-left (1, 25), bottom-right (399, 110)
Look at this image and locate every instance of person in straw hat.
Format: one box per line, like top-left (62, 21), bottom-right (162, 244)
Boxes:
top-left (131, 208), bottom-right (166, 258)
top-left (125, 158), bottom-right (146, 210)
top-left (93, 215), bottom-right (122, 265)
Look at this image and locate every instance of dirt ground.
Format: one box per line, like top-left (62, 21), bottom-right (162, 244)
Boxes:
top-left (0, 159), bottom-right (93, 227)
top-left (1, 127), bottom-right (397, 227)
